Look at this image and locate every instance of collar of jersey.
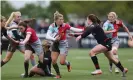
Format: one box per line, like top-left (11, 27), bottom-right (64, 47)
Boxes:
top-left (54, 23), bottom-right (62, 28)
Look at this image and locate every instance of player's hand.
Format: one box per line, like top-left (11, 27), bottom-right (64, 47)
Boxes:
top-left (76, 35), bottom-right (81, 42)
top-left (5, 27), bottom-right (10, 30)
top-left (128, 35), bottom-right (133, 41)
top-left (55, 35), bottom-right (61, 41)
top-left (14, 41), bottom-right (20, 44)
top-left (19, 41), bottom-right (25, 45)
top-left (68, 33), bottom-right (74, 37)
top-left (112, 29), bottom-right (117, 33)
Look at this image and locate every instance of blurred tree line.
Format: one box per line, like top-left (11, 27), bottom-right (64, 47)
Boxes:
top-left (1, 1), bottom-right (133, 28)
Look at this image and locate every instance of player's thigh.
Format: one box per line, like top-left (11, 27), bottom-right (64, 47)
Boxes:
top-left (31, 39), bottom-right (44, 56)
top-left (60, 54), bottom-right (67, 64)
top-left (104, 51), bottom-right (118, 64)
top-left (90, 44), bottom-right (107, 55)
top-left (30, 65), bottom-right (45, 75)
top-left (59, 47), bottom-right (68, 63)
top-left (51, 51), bottom-right (59, 63)
top-left (24, 50), bottom-right (32, 61)
top-left (111, 38), bottom-right (119, 54)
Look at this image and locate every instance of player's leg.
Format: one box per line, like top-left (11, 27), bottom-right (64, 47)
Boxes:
top-left (50, 41), bottom-right (61, 78)
top-left (21, 44), bottom-right (33, 78)
top-left (22, 50), bottom-right (32, 78)
top-left (104, 51), bottom-right (128, 77)
top-left (1, 43), bottom-right (16, 67)
top-left (51, 51), bottom-right (61, 78)
top-left (59, 47), bottom-right (71, 72)
top-left (109, 38), bottom-right (120, 73)
top-left (18, 44), bottom-right (36, 66)
top-left (29, 65), bottom-right (45, 77)
top-left (89, 44), bottom-right (107, 75)
top-left (1, 51), bottom-right (14, 67)
top-left (31, 39), bottom-right (51, 76)
top-left (112, 40), bottom-right (120, 73)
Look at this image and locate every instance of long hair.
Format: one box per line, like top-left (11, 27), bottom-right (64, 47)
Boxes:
top-left (24, 18), bottom-right (35, 26)
top-left (18, 18), bottom-right (35, 28)
top-left (18, 21), bottom-right (28, 28)
top-left (5, 11), bottom-right (21, 28)
top-left (42, 40), bottom-right (51, 49)
top-left (88, 14), bottom-right (101, 24)
top-left (0, 15), bottom-right (6, 22)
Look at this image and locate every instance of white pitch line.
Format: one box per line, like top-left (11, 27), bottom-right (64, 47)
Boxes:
top-left (128, 59), bottom-right (133, 62)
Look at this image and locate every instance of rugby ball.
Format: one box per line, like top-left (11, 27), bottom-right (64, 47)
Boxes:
top-left (128, 39), bottom-right (133, 47)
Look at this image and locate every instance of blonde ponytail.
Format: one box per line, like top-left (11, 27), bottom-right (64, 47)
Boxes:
top-left (54, 11), bottom-right (63, 21)
top-left (4, 11), bottom-right (21, 28)
top-left (0, 15), bottom-right (6, 22)
top-left (4, 12), bottom-right (15, 28)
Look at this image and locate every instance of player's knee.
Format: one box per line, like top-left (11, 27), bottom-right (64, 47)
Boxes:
top-left (112, 47), bottom-right (118, 55)
top-left (52, 59), bottom-right (57, 64)
top-left (24, 58), bottom-right (30, 62)
top-left (89, 50), bottom-right (95, 57)
top-left (24, 56), bottom-right (31, 62)
top-left (112, 49), bottom-right (117, 55)
top-left (30, 55), bottom-right (35, 60)
top-left (60, 61), bottom-right (65, 65)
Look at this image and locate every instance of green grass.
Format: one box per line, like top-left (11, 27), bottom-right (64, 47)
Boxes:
top-left (1, 48), bottom-right (133, 80)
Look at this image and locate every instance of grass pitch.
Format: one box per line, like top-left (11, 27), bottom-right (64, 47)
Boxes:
top-left (1, 48), bottom-right (133, 80)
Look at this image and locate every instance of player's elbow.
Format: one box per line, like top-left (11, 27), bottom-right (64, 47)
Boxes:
top-left (46, 34), bottom-right (49, 39)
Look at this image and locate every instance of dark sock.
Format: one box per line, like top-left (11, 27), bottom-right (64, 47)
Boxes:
top-left (115, 61), bottom-right (124, 72)
top-left (53, 63), bottom-right (60, 75)
top-left (1, 60), bottom-right (6, 67)
top-left (91, 56), bottom-right (100, 70)
top-left (24, 61), bottom-right (29, 75)
top-left (109, 61), bottom-right (113, 68)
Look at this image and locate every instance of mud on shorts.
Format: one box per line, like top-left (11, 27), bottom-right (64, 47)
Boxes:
top-left (25, 39), bottom-right (44, 56)
top-left (52, 40), bottom-right (68, 55)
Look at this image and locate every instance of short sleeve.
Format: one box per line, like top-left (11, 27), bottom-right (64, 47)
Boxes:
top-left (119, 20), bottom-right (123, 27)
top-left (116, 20), bottom-right (123, 27)
top-left (103, 23), bottom-right (109, 31)
top-left (26, 28), bottom-right (32, 34)
top-left (65, 23), bottom-right (71, 30)
top-left (48, 25), bottom-right (54, 32)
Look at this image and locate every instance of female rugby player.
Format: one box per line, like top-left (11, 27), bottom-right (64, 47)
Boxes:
top-left (76, 14), bottom-right (128, 77)
top-left (46, 11), bottom-right (84, 78)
